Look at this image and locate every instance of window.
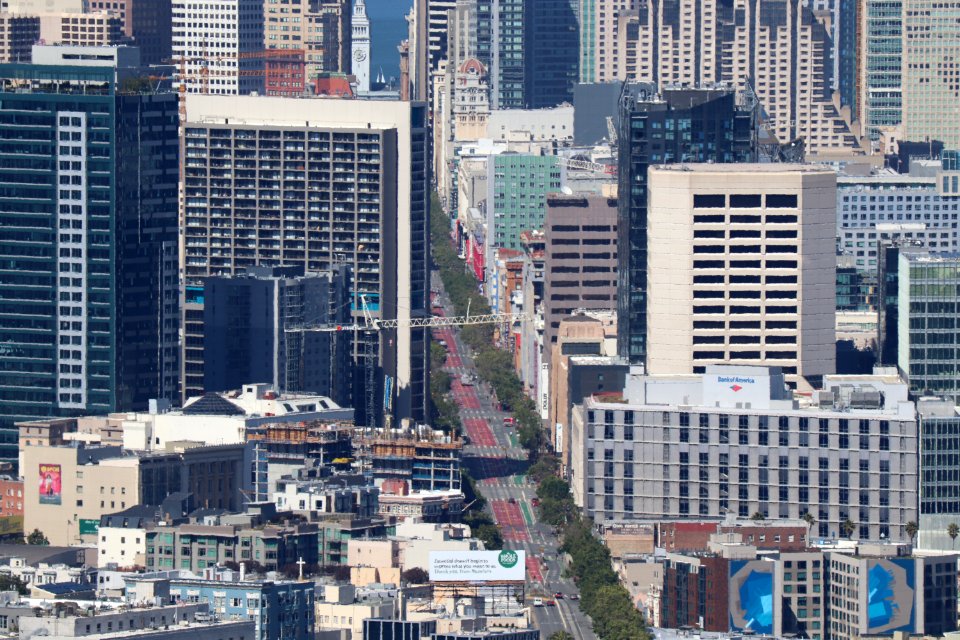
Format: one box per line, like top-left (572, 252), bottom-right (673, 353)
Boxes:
top-left (766, 194), bottom-right (798, 208)
top-left (730, 194), bottom-right (762, 208)
top-left (693, 194), bottom-right (725, 208)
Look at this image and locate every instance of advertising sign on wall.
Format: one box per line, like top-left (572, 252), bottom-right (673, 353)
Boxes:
top-left (429, 550), bottom-right (526, 582)
top-left (79, 519), bottom-right (100, 535)
top-left (38, 463), bottom-right (61, 505)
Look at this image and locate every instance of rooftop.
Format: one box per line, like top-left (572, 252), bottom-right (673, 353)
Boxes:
top-left (652, 163), bottom-right (833, 174)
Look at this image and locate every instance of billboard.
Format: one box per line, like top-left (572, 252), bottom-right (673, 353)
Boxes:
top-left (38, 463), bottom-right (61, 505)
top-left (429, 550), bottom-right (526, 582)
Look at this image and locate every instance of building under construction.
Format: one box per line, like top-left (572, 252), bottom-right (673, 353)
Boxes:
top-left (247, 420), bottom-right (354, 501)
top-left (364, 428), bottom-right (463, 492)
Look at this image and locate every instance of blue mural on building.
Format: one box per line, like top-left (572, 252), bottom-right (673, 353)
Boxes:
top-left (866, 558), bottom-right (915, 633)
top-left (729, 560), bottom-right (774, 634)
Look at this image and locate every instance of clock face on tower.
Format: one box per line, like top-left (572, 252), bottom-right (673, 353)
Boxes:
top-left (354, 49), bottom-right (367, 62)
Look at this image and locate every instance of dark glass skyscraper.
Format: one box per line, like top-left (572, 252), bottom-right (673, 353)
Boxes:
top-left (616, 85), bottom-right (757, 365)
top-left (524, 0), bottom-right (578, 108)
top-left (0, 62), bottom-right (179, 462)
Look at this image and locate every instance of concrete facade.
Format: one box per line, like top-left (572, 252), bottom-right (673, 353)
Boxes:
top-left (569, 366), bottom-right (918, 541)
top-left (543, 194), bottom-right (618, 351)
top-left (25, 443), bottom-right (248, 546)
top-left (0, 14), bottom-right (38, 62)
top-left (646, 164), bottom-right (837, 386)
top-left (181, 95), bottom-right (430, 424)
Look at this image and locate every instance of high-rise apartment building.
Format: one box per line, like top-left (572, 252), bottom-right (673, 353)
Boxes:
top-left (0, 14), bottom-right (38, 62)
top-left (616, 85), bottom-right (757, 366)
top-left (426, 0), bottom-right (457, 71)
top-left (578, 0), bottom-right (633, 83)
top-left (615, 0), bottom-right (858, 154)
top-left (181, 95), bottom-right (429, 425)
top-left (645, 164), bottom-right (837, 385)
top-left (201, 265), bottom-right (353, 407)
top-left (901, 0), bottom-right (960, 147)
top-left (543, 194), bottom-right (618, 350)
top-left (570, 366), bottom-right (919, 541)
top-left (172, 0), bottom-right (265, 95)
top-left (0, 58), bottom-right (179, 465)
top-left (264, 0), bottom-right (350, 81)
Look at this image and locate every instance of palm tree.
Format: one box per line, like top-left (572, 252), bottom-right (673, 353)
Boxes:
top-left (802, 512), bottom-right (816, 543)
top-left (905, 521), bottom-right (919, 546)
top-left (947, 523), bottom-right (958, 549)
top-left (841, 518), bottom-right (856, 539)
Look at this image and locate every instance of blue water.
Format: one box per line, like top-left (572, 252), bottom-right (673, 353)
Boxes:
top-left (366, 0), bottom-right (413, 86)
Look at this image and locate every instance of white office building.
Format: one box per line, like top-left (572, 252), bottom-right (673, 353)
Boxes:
top-left (172, 0), bottom-right (265, 95)
top-left (837, 170), bottom-right (960, 272)
top-left (646, 164), bottom-right (836, 387)
top-left (569, 365), bottom-right (918, 542)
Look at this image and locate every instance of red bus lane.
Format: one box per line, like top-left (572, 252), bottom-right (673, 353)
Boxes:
top-left (491, 499), bottom-right (529, 542)
top-left (464, 418), bottom-right (496, 447)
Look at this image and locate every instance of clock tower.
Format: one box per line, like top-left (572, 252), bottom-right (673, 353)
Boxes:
top-left (351, 0), bottom-right (371, 92)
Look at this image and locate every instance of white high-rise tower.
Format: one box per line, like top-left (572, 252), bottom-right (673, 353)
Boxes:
top-left (352, 0), bottom-right (371, 92)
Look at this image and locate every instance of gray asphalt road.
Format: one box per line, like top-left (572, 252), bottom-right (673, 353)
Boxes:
top-left (432, 271), bottom-right (597, 640)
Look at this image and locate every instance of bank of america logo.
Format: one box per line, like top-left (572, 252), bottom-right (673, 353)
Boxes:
top-left (730, 384), bottom-right (743, 392)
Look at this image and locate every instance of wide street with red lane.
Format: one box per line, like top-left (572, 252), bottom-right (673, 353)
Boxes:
top-left (431, 271), bottom-right (596, 640)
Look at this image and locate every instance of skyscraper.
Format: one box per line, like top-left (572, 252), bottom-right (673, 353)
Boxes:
top-left (578, 0), bottom-right (633, 83)
top-left (264, 0), bottom-right (351, 81)
top-left (202, 265), bottom-right (353, 406)
top-left (172, 0), bottom-right (265, 95)
top-left (901, 0), bottom-right (960, 147)
top-left (614, 0), bottom-right (859, 154)
top-left (617, 85), bottom-right (757, 366)
top-left (181, 95), bottom-right (430, 426)
top-left (0, 57), bottom-right (179, 463)
top-left (524, 0), bottom-right (578, 108)
top-left (645, 164), bottom-right (837, 385)
top-left (859, 0), bottom-right (902, 142)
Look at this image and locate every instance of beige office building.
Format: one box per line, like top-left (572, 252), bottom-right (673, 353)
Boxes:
top-left (646, 164), bottom-right (836, 386)
top-left (38, 11), bottom-right (123, 47)
top-left (0, 14), bottom-right (38, 62)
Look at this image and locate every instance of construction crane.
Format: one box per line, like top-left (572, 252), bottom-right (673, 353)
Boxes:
top-left (558, 156), bottom-right (616, 175)
top-left (167, 49), bottom-right (307, 119)
top-left (287, 295), bottom-right (525, 428)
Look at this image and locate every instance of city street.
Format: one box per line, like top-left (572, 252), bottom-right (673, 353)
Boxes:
top-left (432, 272), bottom-right (597, 640)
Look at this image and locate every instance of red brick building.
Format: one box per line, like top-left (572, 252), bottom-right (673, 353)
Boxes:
top-left (0, 478), bottom-right (23, 517)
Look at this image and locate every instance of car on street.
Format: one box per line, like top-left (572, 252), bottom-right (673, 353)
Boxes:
top-left (508, 497), bottom-right (516, 504)
top-left (503, 417), bottom-right (515, 426)
top-left (569, 594), bottom-right (579, 601)
top-left (533, 598), bottom-right (543, 607)
top-left (554, 592), bottom-right (564, 599)
top-left (531, 497), bottom-right (540, 507)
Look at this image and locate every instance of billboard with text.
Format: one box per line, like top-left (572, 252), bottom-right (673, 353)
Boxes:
top-left (429, 550), bottom-right (526, 582)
